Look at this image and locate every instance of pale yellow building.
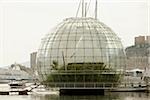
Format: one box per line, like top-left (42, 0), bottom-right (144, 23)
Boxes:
top-left (126, 36), bottom-right (150, 70)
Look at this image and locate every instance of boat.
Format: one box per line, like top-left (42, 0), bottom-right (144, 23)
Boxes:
top-left (8, 80), bottom-right (26, 88)
top-left (32, 85), bottom-right (59, 95)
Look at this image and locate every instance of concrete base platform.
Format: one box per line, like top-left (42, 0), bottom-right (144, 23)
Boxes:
top-left (60, 89), bottom-right (104, 95)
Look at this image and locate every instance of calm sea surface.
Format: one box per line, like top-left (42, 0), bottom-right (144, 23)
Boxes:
top-left (0, 92), bottom-right (150, 100)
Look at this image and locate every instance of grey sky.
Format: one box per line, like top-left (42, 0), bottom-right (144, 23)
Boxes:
top-left (0, 0), bottom-right (149, 67)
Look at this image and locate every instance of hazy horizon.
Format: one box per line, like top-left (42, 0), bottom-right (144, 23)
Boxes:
top-left (0, 0), bottom-right (149, 67)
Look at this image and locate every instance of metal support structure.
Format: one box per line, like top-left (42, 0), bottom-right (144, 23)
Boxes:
top-left (85, 2), bottom-right (87, 17)
top-left (82, 0), bottom-right (84, 17)
top-left (77, 0), bottom-right (98, 18)
top-left (76, 0), bottom-right (82, 17)
top-left (148, 0), bottom-right (150, 39)
top-left (95, 0), bottom-right (98, 19)
top-left (45, 82), bottom-right (148, 91)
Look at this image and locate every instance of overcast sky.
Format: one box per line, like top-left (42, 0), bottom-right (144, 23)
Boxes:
top-left (0, 0), bottom-right (149, 67)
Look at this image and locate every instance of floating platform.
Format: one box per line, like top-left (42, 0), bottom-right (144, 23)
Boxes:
top-left (0, 90), bottom-right (28, 95)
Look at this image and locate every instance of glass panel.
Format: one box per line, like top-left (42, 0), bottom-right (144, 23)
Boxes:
top-left (67, 41), bottom-right (75, 48)
top-left (68, 36), bottom-right (76, 41)
top-left (84, 41), bottom-right (93, 48)
top-left (85, 49), bottom-right (93, 57)
top-left (59, 41), bottom-right (67, 48)
top-left (52, 41), bottom-right (59, 48)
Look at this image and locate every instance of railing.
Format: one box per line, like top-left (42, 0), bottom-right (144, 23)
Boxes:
top-left (43, 82), bottom-right (147, 89)
top-left (49, 70), bottom-right (123, 74)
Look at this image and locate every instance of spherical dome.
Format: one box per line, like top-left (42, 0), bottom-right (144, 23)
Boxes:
top-left (37, 17), bottom-right (126, 80)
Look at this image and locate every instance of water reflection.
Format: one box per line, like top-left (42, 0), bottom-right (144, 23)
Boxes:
top-left (31, 92), bottom-right (150, 100)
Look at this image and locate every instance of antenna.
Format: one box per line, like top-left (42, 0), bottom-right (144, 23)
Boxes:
top-left (95, 0), bottom-right (98, 19)
top-left (82, 0), bottom-right (84, 17)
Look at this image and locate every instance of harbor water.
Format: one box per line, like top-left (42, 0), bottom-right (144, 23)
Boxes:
top-left (0, 84), bottom-right (150, 100)
top-left (0, 92), bottom-right (150, 100)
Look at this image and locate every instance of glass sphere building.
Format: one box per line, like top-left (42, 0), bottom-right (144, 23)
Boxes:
top-left (37, 17), bottom-right (126, 84)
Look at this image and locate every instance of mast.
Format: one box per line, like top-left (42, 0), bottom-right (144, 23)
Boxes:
top-left (95, 0), bottom-right (98, 19)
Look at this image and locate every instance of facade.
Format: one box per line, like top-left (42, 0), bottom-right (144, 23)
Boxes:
top-left (126, 36), bottom-right (150, 70)
top-left (148, 47), bottom-right (150, 68)
top-left (146, 36), bottom-right (150, 44)
top-left (37, 17), bottom-right (126, 85)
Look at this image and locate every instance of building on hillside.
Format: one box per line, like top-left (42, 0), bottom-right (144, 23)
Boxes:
top-left (126, 36), bottom-right (150, 70)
